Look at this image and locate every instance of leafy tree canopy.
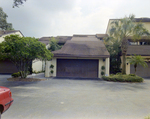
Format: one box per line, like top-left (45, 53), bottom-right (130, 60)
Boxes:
top-left (104, 36), bottom-right (122, 74)
top-left (0, 7), bottom-right (13, 30)
top-left (108, 14), bottom-right (150, 74)
top-left (48, 37), bottom-right (62, 51)
top-left (0, 35), bottom-right (53, 78)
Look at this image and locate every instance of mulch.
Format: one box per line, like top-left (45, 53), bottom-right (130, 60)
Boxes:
top-left (7, 78), bottom-right (47, 82)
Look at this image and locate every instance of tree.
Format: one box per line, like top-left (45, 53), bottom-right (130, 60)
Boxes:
top-left (48, 37), bottom-right (62, 51)
top-left (0, 7), bottom-right (13, 30)
top-left (13, 0), bottom-right (26, 7)
top-left (128, 55), bottom-right (148, 75)
top-left (0, 35), bottom-right (53, 78)
top-left (104, 36), bottom-right (122, 74)
top-left (109, 14), bottom-right (149, 74)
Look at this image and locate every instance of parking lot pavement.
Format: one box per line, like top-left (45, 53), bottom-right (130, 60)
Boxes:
top-left (1, 74), bottom-right (150, 119)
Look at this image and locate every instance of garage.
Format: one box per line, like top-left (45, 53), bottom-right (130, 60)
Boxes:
top-left (130, 63), bottom-right (150, 77)
top-left (47, 36), bottom-right (110, 78)
top-left (0, 60), bottom-right (18, 74)
top-left (127, 45), bottom-right (150, 78)
top-left (57, 59), bottom-right (99, 78)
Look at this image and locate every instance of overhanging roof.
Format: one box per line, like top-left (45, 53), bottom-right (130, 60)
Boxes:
top-left (127, 45), bottom-right (150, 56)
top-left (52, 37), bottom-right (110, 58)
top-left (0, 30), bottom-right (24, 37)
top-left (39, 36), bottom-right (72, 45)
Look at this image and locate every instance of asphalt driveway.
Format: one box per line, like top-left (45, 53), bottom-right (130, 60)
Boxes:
top-left (1, 74), bottom-right (150, 119)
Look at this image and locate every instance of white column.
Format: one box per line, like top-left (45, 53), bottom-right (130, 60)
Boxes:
top-left (126, 63), bottom-right (130, 74)
top-left (45, 61), bottom-right (50, 77)
top-left (98, 59), bottom-right (101, 78)
top-left (105, 58), bottom-right (110, 76)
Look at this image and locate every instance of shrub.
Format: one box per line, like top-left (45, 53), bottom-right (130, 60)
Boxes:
top-left (110, 74), bottom-right (115, 76)
top-left (50, 70), bottom-right (54, 74)
top-left (116, 72), bottom-right (122, 75)
top-left (50, 64), bottom-right (54, 69)
top-left (12, 72), bottom-right (20, 78)
top-left (101, 71), bottom-right (105, 76)
top-left (128, 74), bottom-right (136, 76)
top-left (102, 74), bottom-right (143, 82)
top-left (101, 66), bottom-right (105, 70)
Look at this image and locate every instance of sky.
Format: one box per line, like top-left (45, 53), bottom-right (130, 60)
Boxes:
top-left (0, 0), bottom-right (150, 38)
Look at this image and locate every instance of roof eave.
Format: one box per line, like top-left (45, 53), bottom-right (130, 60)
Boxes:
top-left (53, 54), bottom-right (110, 58)
top-left (127, 54), bottom-right (150, 56)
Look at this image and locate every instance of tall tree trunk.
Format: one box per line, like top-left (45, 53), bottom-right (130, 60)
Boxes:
top-left (121, 37), bottom-right (128, 74)
top-left (134, 64), bottom-right (137, 75)
top-left (122, 53), bottom-right (126, 74)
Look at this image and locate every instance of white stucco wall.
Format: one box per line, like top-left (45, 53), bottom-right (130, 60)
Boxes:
top-left (105, 58), bottom-right (110, 76)
top-left (0, 31), bottom-right (23, 43)
top-left (42, 60), bottom-right (46, 71)
top-left (136, 22), bottom-right (150, 32)
top-left (45, 58), bottom-right (57, 77)
top-left (45, 57), bottom-right (110, 78)
top-left (98, 59), bottom-right (104, 78)
top-left (32, 60), bottom-right (43, 72)
top-left (50, 57), bottom-right (57, 77)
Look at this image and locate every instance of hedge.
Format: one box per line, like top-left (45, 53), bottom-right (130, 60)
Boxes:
top-left (11, 72), bottom-right (20, 78)
top-left (102, 74), bottom-right (143, 82)
top-left (11, 71), bottom-right (30, 78)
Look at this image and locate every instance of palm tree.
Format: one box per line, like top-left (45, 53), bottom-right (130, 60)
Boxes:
top-left (128, 55), bottom-right (148, 75)
top-left (104, 36), bottom-right (122, 74)
top-left (109, 14), bottom-right (149, 74)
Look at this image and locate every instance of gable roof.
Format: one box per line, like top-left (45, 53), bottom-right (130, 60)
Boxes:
top-left (96, 34), bottom-right (108, 38)
top-left (39, 34), bottom-right (108, 45)
top-left (53, 36), bottom-right (110, 58)
top-left (127, 45), bottom-right (150, 56)
top-left (71, 35), bottom-right (99, 41)
top-left (39, 36), bottom-right (72, 45)
top-left (0, 30), bottom-right (24, 37)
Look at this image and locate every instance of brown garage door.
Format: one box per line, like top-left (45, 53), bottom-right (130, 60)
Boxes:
top-left (57, 59), bottom-right (98, 78)
top-left (130, 63), bottom-right (150, 77)
top-left (0, 60), bottom-right (18, 74)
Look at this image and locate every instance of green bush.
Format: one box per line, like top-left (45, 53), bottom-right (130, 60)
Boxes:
top-left (116, 72), bottom-right (122, 75)
top-left (12, 72), bottom-right (20, 78)
top-left (101, 71), bottom-right (105, 76)
top-left (50, 70), bottom-right (54, 74)
top-left (50, 64), bottom-right (54, 68)
top-left (102, 74), bottom-right (143, 82)
top-left (110, 74), bottom-right (115, 76)
top-left (128, 74), bottom-right (136, 76)
top-left (101, 66), bottom-right (105, 70)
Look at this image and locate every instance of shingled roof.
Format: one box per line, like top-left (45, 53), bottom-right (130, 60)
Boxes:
top-left (127, 45), bottom-right (150, 56)
top-left (39, 36), bottom-right (72, 45)
top-left (134, 18), bottom-right (150, 22)
top-left (39, 34), bottom-right (109, 45)
top-left (96, 34), bottom-right (108, 39)
top-left (0, 30), bottom-right (23, 37)
top-left (52, 36), bottom-right (110, 58)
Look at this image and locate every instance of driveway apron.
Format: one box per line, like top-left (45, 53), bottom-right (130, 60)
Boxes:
top-left (1, 74), bottom-right (150, 119)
